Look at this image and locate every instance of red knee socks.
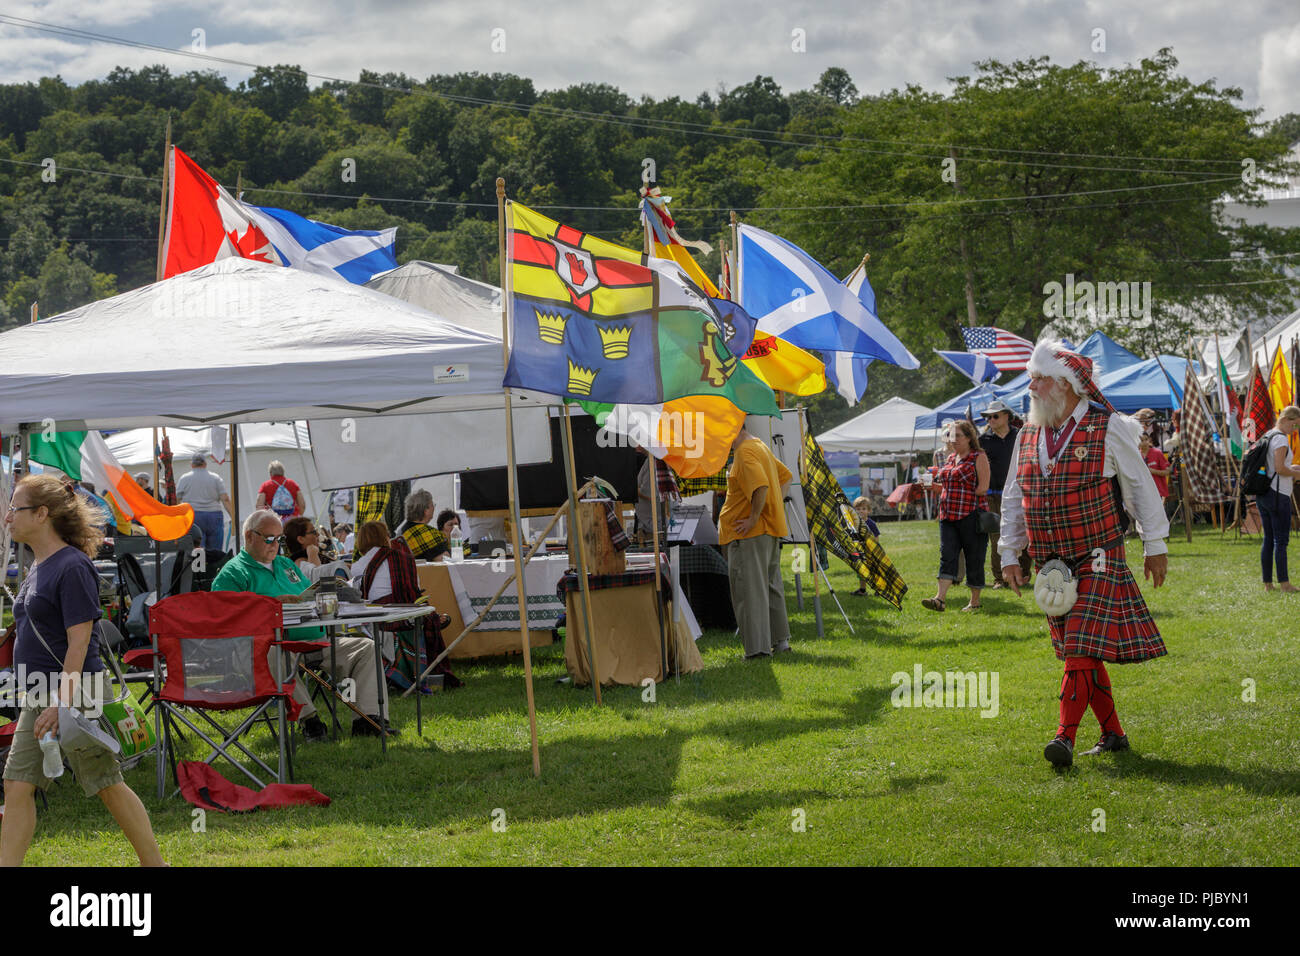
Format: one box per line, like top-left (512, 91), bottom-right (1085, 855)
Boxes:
top-left (1055, 657), bottom-right (1124, 743)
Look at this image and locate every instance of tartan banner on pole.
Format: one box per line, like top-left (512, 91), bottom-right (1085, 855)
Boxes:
top-left (1181, 365), bottom-right (1231, 504)
top-left (1244, 360), bottom-right (1275, 440)
top-left (801, 431), bottom-right (907, 608)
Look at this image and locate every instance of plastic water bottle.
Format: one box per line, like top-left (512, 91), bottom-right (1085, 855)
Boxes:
top-left (40, 732), bottom-right (63, 779)
top-left (450, 528), bottom-right (463, 562)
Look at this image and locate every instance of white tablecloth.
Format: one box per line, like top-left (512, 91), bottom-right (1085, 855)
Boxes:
top-left (444, 553), bottom-right (570, 631)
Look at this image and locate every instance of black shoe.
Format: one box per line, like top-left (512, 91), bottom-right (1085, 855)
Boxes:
top-left (1082, 732), bottom-right (1130, 755)
top-left (1043, 735), bottom-right (1073, 767)
top-left (302, 716), bottom-right (328, 742)
top-left (352, 715), bottom-right (400, 738)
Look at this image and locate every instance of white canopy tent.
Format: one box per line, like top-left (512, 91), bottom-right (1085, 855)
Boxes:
top-left (1253, 307), bottom-right (1300, 371)
top-left (0, 257), bottom-right (556, 432)
top-left (105, 422), bottom-right (334, 524)
top-left (816, 396), bottom-right (944, 453)
top-left (366, 260), bottom-right (502, 341)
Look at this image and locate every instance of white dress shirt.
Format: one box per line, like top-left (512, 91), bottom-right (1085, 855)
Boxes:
top-left (350, 547), bottom-right (393, 601)
top-left (1000, 398), bottom-right (1169, 567)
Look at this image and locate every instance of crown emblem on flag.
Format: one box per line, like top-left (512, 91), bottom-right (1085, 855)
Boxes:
top-left (566, 360), bottom-right (598, 396)
top-left (598, 324), bottom-right (632, 359)
top-left (535, 309), bottom-right (568, 345)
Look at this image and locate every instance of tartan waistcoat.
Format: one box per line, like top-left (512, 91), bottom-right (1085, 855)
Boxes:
top-left (1016, 407), bottom-right (1125, 564)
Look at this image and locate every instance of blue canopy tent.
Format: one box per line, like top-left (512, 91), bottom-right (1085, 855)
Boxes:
top-left (913, 382), bottom-right (1007, 430)
top-left (1095, 355), bottom-right (1192, 412)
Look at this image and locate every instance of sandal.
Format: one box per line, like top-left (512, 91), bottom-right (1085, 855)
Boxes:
top-left (921, 597), bottom-right (946, 612)
top-left (960, 603), bottom-right (982, 612)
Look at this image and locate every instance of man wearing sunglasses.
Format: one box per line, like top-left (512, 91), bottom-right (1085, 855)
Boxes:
top-left (211, 509), bottom-right (396, 739)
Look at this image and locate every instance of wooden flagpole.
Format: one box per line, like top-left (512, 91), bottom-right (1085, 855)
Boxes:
top-left (729, 211), bottom-right (739, 294)
top-left (151, 117), bottom-right (172, 513)
top-left (497, 178), bottom-right (542, 777)
top-left (155, 115), bottom-right (171, 282)
top-left (642, 214), bottom-right (671, 682)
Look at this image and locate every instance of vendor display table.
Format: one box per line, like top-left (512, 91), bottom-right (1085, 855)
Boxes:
top-left (416, 554), bottom-right (568, 659)
top-left (557, 564), bottom-right (704, 687)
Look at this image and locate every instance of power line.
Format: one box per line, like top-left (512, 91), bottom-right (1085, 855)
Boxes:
top-left (0, 154), bottom-right (1237, 215)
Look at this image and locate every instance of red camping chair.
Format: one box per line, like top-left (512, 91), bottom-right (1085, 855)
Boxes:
top-left (148, 591), bottom-right (322, 800)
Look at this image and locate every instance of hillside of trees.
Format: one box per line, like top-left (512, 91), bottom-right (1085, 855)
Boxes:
top-left (2, 53), bottom-right (1297, 432)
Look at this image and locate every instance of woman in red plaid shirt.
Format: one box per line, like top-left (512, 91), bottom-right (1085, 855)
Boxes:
top-left (921, 420), bottom-right (991, 612)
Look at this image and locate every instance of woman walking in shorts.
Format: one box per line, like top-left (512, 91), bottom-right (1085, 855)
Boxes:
top-left (1, 474), bottom-right (165, 866)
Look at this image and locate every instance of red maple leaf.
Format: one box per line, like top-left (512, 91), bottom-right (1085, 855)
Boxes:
top-left (228, 225), bottom-right (275, 263)
top-left (565, 251), bottom-right (588, 286)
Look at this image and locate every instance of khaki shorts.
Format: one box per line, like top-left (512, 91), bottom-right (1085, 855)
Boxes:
top-left (3, 705), bottom-right (124, 797)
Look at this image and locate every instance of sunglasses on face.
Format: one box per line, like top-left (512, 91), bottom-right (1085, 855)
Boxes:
top-left (253, 534), bottom-right (280, 545)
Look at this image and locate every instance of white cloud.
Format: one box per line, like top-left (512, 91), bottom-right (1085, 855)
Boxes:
top-left (1260, 24), bottom-right (1300, 122)
top-left (0, 0), bottom-right (1291, 119)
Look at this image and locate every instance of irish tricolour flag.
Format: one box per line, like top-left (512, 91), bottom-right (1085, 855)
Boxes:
top-left (28, 430), bottom-right (194, 540)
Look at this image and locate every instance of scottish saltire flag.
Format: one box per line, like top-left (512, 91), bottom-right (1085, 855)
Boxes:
top-left (822, 259), bottom-right (878, 404)
top-left (935, 349), bottom-right (1001, 385)
top-left (959, 326), bottom-right (1034, 372)
top-left (504, 201), bottom-right (778, 476)
top-left (737, 225), bottom-right (919, 370)
top-left (243, 204), bottom-right (398, 285)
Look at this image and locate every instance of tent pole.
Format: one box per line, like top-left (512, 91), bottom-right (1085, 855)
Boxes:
top-left (795, 411), bottom-right (824, 639)
top-left (290, 422), bottom-right (322, 521)
top-left (15, 424), bottom-right (30, 588)
top-left (498, 177), bottom-right (542, 778)
top-left (559, 406), bottom-right (603, 702)
top-left (229, 424), bottom-right (240, 546)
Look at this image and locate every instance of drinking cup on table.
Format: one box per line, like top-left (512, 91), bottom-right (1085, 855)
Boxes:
top-left (315, 591), bottom-right (338, 619)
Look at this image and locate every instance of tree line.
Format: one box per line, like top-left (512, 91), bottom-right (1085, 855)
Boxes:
top-left (1, 53), bottom-right (1296, 431)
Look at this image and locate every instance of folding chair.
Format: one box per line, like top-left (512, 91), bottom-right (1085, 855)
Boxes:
top-left (148, 591), bottom-right (319, 800)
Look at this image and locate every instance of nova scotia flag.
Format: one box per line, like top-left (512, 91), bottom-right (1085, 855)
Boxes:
top-left (243, 204), bottom-right (398, 285)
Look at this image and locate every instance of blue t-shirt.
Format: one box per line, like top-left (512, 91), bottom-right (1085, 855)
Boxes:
top-left (12, 545), bottom-right (105, 675)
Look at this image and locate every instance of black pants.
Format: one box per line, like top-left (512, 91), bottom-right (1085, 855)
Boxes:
top-left (939, 512), bottom-right (988, 589)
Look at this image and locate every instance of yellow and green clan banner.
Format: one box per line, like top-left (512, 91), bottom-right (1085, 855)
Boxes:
top-left (503, 201), bottom-right (778, 416)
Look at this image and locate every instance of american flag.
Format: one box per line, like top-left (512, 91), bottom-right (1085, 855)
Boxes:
top-left (960, 326), bottom-right (1035, 372)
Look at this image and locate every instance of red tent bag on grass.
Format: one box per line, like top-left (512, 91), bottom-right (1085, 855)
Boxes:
top-left (177, 761), bottom-right (330, 813)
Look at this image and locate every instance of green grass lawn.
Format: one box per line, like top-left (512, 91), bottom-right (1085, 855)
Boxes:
top-left (16, 522), bottom-right (1300, 866)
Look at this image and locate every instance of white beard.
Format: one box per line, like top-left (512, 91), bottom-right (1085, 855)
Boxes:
top-left (1028, 388), bottom-right (1072, 427)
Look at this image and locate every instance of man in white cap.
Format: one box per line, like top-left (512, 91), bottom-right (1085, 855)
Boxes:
top-left (176, 454), bottom-right (234, 552)
top-left (999, 342), bottom-right (1169, 768)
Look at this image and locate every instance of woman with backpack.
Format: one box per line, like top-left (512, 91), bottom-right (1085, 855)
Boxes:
top-left (1, 474), bottom-right (165, 866)
top-left (255, 460), bottom-right (306, 519)
top-left (1254, 406), bottom-right (1300, 593)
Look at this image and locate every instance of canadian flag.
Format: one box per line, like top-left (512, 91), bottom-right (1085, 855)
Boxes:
top-left (161, 146), bottom-right (282, 278)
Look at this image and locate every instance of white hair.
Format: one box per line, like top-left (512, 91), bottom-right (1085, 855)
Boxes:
top-left (268, 460), bottom-right (285, 477)
top-left (242, 509), bottom-right (280, 537)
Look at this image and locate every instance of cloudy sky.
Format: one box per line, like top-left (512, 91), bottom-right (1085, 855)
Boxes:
top-left (1, 0), bottom-right (1296, 119)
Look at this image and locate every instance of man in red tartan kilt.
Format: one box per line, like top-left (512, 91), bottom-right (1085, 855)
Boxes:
top-left (1000, 342), bottom-right (1170, 768)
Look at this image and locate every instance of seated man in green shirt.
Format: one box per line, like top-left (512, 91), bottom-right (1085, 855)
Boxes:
top-left (211, 509), bottom-right (396, 739)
